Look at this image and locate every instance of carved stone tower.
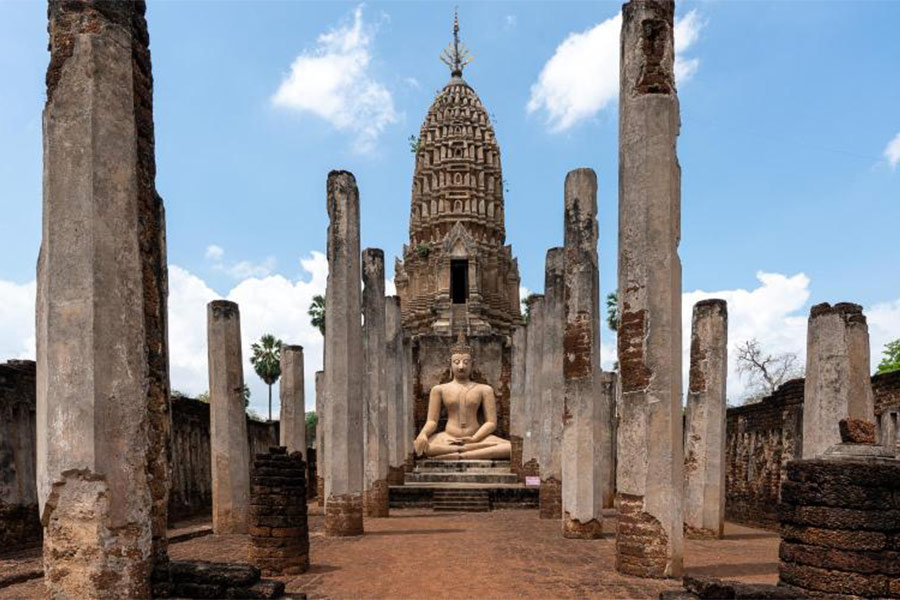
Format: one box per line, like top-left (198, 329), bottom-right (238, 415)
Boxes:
top-left (397, 13), bottom-right (520, 440)
top-left (395, 13), bottom-right (522, 337)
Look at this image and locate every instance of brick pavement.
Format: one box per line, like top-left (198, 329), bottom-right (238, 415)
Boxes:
top-left (0, 509), bottom-right (779, 599)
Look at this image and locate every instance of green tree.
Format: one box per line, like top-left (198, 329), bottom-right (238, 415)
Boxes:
top-left (606, 291), bottom-right (619, 332)
top-left (521, 293), bottom-right (540, 325)
top-left (250, 334), bottom-right (283, 421)
top-left (306, 412), bottom-right (318, 448)
top-left (195, 388), bottom-right (250, 410)
top-left (309, 295), bottom-right (326, 336)
top-left (877, 339), bottom-right (900, 374)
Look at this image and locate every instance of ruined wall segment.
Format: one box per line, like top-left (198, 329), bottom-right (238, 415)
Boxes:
top-left (37, 1), bottom-right (171, 595)
top-left (616, 0), bottom-right (683, 578)
top-left (324, 171), bottom-right (365, 536)
top-left (522, 295), bottom-right (545, 475)
top-left (803, 302), bottom-right (875, 458)
top-left (207, 300), bottom-right (250, 535)
top-left (684, 300), bottom-right (728, 539)
top-left (362, 249), bottom-right (390, 517)
top-left (509, 326), bottom-right (527, 479)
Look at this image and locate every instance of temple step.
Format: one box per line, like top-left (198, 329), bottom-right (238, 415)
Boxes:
top-left (405, 472), bottom-right (519, 484)
top-left (417, 460), bottom-right (511, 471)
top-left (432, 489), bottom-right (490, 513)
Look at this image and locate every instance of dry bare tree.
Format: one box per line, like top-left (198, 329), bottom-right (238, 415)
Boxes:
top-left (735, 338), bottom-right (803, 403)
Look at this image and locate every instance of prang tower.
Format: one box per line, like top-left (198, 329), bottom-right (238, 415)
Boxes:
top-left (395, 14), bottom-right (522, 336)
top-left (396, 14), bottom-right (521, 439)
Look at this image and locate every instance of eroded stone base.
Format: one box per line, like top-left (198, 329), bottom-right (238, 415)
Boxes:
top-left (615, 493), bottom-right (671, 579)
top-left (539, 478), bottom-right (562, 519)
top-left (43, 469), bottom-right (152, 599)
top-left (387, 465), bottom-right (405, 486)
top-left (364, 479), bottom-right (389, 518)
top-left (151, 560), bottom-right (285, 599)
top-left (563, 513), bottom-right (603, 539)
top-left (325, 493), bottom-right (363, 536)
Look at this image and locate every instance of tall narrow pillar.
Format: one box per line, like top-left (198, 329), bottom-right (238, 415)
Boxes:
top-left (315, 370), bottom-right (325, 503)
top-left (539, 248), bottom-right (565, 518)
top-left (560, 168), bottom-right (606, 539)
top-left (362, 249), bottom-right (389, 517)
top-left (324, 171), bottom-right (365, 536)
top-left (280, 345), bottom-right (306, 457)
top-left (402, 335), bottom-right (415, 468)
top-left (509, 325), bottom-right (528, 478)
top-left (386, 296), bottom-right (406, 483)
top-left (37, 1), bottom-right (170, 595)
top-left (617, 0), bottom-right (683, 578)
top-left (803, 303), bottom-right (875, 458)
top-left (684, 300), bottom-right (728, 539)
top-left (208, 300), bottom-right (250, 534)
top-left (523, 295), bottom-right (545, 474)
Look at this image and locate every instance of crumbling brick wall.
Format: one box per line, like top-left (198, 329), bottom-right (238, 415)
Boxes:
top-left (725, 379), bottom-right (804, 529)
top-left (725, 371), bottom-right (900, 530)
top-left (0, 360), bottom-right (40, 551)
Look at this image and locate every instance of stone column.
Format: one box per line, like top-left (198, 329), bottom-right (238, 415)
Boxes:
top-left (523, 295), bottom-right (545, 474)
top-left (402, 335), bottom-right (415, 469)
top-left (803, 303), bottom-right (875, 458)
top-left (362, 249), bottom-right (390, 517)
top-left (36, 2), bottom-right (171, 596)
top-left (386, 296), bottom-right (406, 484)
top-left (616, 0), bottom-right (683, 578)
top-left (539, 248), bottom-right (565, 518)
top-left (207, 300), bottom-right (250, 534)
top-left (324, 171), bottom-right (365, 536)
top-left (560, 168), bottom-right (606, 539)
top-left (315, 370), bottom-right (325, 503)
top-left (683, 299), bottom-right (728, 539)
top-left (509, 325), bottom-right (527, 479)
top-left (280, 345), bottom-right (306, 458)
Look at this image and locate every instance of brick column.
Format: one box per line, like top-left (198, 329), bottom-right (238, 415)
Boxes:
top-left (323, 171), bottom-right (364, 536)
top-left (617, 0), bottom-right (684, 577)
top-left (208, 300), bottom-right (250, 534)
top-left (37, 1), bottom-right (171, 595)
top-left (522, 295), bottom-right (545, 475)
top-left (249, 447), bottom-right (309, 576)
top-left (539, 248), bottom-right (565, 519)
top-left (362, 248), bottom-right (389, 517)
top-left (509, 325), bottom-right (527, 479)
top-left (684, 300), bottom-right (728, 539)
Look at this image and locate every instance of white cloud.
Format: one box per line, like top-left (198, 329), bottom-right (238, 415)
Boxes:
top-left (272, 5), bottom-right (399, 154)
top-left (504, 15), bottom-right (517, 30)
top-left (883, 132), bottom-right (900, 169)
top-left (403, 77), bottom-right (420, 89)
top-left (527, 10), bottom-right (703, 132)
top-left (205, 244), bottom-right (224, 261)
top-left (168, 251), bottom-right (328, 418)
top-left (205, 244), bottom-right (277, 279)
top-left (0, 279), bottom-right (36, 360)
top-left (868, 298), bottom-right (900, 367)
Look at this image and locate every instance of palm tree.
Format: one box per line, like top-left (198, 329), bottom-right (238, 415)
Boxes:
top-left (309, 295), bottom-right (326, 336)
top-left (250, 334), bottom-right (283, 421)
top-left (606, 291), bottom-right (619, 332)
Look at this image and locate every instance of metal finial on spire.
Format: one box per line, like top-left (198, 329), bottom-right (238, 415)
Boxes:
top-left (440, 8), bottom-right (473, 77)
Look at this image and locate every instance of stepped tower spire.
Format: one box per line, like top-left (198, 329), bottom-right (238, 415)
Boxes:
top-left (440, 9), bottom-right (473, 77)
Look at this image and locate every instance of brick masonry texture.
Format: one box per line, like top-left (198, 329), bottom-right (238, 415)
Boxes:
top-left (778, 457), bottom-right (900, 598)
top-left (615, 493), bottom-right (671, 578)
top-left (249, 447), bottom-right (309, 577)
top-left (539, 478), bottom-right (561, 519)
top-left (725, 372), bottom-right (900, 530)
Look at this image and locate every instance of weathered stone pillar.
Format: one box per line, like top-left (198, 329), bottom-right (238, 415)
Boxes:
top-left (539, 248), bottom-right (565, 518)
top-left (683, 299), bottom-right (728, 539)
top-left (560, 168), bottom-right (606, 539)
top-left (362, 248), bottom-right (390, 518)
top-left (509, 325), bottom-right (527, 479)
top-left (803, 302), bottom-right (875, 458)
top-left (616, 0), bottom-right (683, 578)
top-left (207, 300), bottom-right (250, 534)
top-left (402, 335), bottom-right (415, 469)
top-left (37, 1), bottom-right (171, 595)
top-left (324, 171), bottom-right (365, 536)
top-left (280, 345), bottom-right (306, 458)
top-left (315, 370), bottom-right (325, 503)
top-left (386, 296), bottom-right (406, 484)
top-left (523, 295), bottom-right (545, 474)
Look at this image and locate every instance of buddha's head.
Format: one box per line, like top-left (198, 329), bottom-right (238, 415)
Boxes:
top-left (450, 333), bottom-right (474, 381)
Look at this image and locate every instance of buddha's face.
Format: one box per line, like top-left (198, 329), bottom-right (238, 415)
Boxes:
top-left (451, 353), bottom-right (473, 379)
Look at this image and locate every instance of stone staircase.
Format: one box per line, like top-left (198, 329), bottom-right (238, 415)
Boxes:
top-left (405, 460), bottom-right (518, 485)
top-left (433, 489), bottom-right (491, 512)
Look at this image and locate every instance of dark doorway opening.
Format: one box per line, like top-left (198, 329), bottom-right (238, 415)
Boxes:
top-left (451, 260), bottom-right (468, 304)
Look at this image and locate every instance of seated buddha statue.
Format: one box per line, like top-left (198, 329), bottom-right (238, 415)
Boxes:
top-left (413, 335), bottom-right (511, 460)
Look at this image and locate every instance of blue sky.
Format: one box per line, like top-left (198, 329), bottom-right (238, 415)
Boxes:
top-left (1, 1), bottom-right (898, 413)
